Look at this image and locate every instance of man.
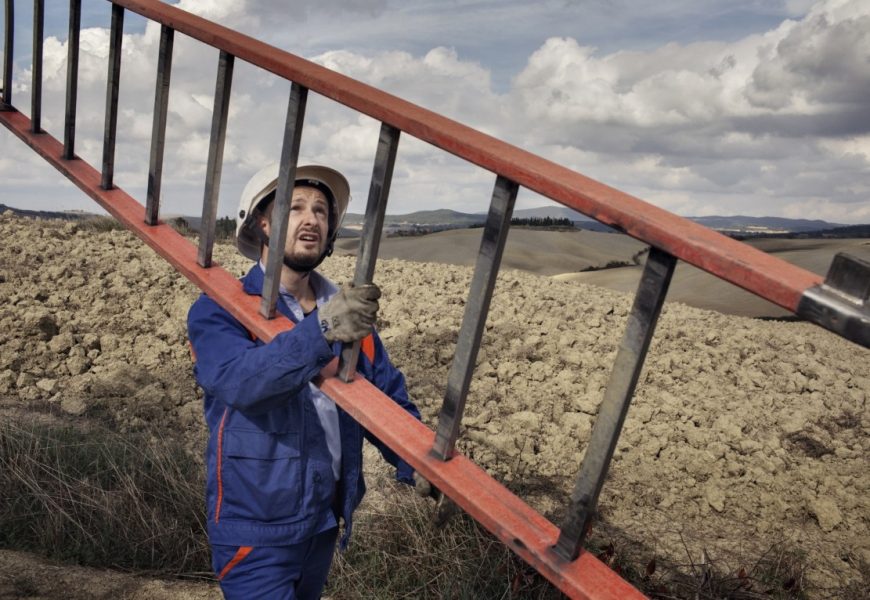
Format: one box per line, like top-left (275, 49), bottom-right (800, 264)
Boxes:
top-left (187, 163), bottom-right (420, 599)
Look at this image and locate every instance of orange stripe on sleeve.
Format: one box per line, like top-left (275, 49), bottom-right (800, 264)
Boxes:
top-left (214, 407), bottom-right (228, 524)
top-left (361, 334), bottom-right (375, 363)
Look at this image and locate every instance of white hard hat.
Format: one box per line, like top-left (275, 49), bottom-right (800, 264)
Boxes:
top-left (235, 163), bottom-right (350, 261)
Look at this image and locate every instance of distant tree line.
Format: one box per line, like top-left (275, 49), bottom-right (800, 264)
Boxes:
top-left (468, 216), bottom-right (575, 229)
top-left (171, 216), bottom-right (236, 240)
top-left (512, 216), bottom-right (573, 227)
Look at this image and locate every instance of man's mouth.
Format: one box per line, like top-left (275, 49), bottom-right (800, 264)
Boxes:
top-left (298, 231), bottom-right (320, 243)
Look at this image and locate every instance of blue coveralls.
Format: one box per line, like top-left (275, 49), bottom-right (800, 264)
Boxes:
top-left (187, 264), bottom-right (420, 599)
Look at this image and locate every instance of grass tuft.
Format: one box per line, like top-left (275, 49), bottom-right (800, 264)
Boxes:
top-left (327, 483), bottom-right (564, 599)
top-left (0, 419), bottom-right (210, 576)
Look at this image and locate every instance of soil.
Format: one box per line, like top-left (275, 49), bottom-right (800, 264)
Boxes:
top-left (0, 211), bottom-right (867, 597)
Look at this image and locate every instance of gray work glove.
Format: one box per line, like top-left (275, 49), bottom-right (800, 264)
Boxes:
top-left (414, 471), bottom-right (441, 501)
top-left (413, 472), bottom-right (460, 527)
top-left (319, 283), bottom-right (381, 343)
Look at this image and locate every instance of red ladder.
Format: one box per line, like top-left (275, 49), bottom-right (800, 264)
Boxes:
top-left (2, 1), bottom-right (868, 598)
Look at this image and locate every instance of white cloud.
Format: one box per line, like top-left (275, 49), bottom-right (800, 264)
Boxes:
top-left (1, 0), bottom-right (868, 225)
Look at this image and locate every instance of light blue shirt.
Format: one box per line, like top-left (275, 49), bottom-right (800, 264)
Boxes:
top-left (259, 263), bottom-right (342, 481)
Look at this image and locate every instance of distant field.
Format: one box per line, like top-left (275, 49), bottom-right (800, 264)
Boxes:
top-left (554, 237), bottom-right (870, 318)
top-left (337, 230), bottom-right (870, 318)
top-left (335, 228), bottom-right (647, 276)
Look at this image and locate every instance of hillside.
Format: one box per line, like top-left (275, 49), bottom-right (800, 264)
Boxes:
top-left (336, 227), bottom-right (648, 275)
top-left (0, 211), bottom-right (867, 597)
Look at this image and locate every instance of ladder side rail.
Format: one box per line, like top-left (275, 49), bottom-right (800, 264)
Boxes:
top-left (338, 122), bottom-right (401, 382)
top-left (111, 0), bottom-right (830, 326)
top-left (0, 110), bottom-right (647, 599)
top-left (431, 176), bottom-right (518, 460)
top-left (2, 0), bottom-right (13, 107)
top-left (30, 0), bottom-right (43, 132)
top-left (321, 369), bottom-right (644, 600)
top-left (100, 2), bottom-right (123, 189)
top-left (63, 0), bottom-right (81, 158)
top-left (196, 49), bottom-right (233, 267)
top-left (259, 82), bottom-right (307, 319)
top-left (554, 248), bottom-right (677, 561)
top-left (145, 24), bottom-right (173, 225)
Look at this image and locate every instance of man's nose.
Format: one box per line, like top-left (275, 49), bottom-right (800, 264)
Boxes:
top-left (301, 207), bottom-right (319, 225)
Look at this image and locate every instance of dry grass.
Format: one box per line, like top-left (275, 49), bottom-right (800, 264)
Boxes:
top-left (327, 483), bottom-right (564, 599)
top-left (0, 418), bottom-right (842, 598)
top-left (0, 419), bottom-right (210, 577)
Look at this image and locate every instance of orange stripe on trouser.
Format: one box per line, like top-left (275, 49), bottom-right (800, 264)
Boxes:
top-left (218, 546), bottom-right (253, 580)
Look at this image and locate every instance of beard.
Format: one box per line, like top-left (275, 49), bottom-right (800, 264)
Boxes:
top-left (284, 248), bottom-right (321, 269)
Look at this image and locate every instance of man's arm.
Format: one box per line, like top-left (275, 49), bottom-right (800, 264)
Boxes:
top-left (187, 294), bottom-right (335, 414)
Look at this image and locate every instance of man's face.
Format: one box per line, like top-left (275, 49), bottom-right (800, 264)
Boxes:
top-left (260, 185), bottom-right (330, 268)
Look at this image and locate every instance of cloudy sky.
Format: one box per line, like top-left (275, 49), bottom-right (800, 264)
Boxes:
top-left (1, 0), bottom-right (868, 224)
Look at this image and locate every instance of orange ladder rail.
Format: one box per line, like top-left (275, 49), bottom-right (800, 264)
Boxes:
top-left (2, 0), bottom-right (868, 597)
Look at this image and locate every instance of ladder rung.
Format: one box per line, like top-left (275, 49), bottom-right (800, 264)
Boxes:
top-left (196, 50), bottom-right (234, 268)
top-left (431, 175), bottom-right (518, 460)
top-left (100, 3), bottom-right (124, 190)
top-left (63, 0), bottom-right (81, 159)
top-left (30, 0), bottom-right (44, 133)
top-left (145, 24), bottom-right (174, 226)
top-left (555, 247), bottom-right (676, 560)
top-left (259, 82), bottom-right (308, 319)
top-left (2, 0), bottom-right (13, 107)
top-left (339, 122), bottom-right (401, 382)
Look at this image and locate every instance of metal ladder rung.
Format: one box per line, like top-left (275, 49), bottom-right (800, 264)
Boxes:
top-left (63, 0), bottom-right (82, 158)
top-left (338, 122), bottom-right (401, 381)
top-left (554, 247), bottom-right (676, 560)
top-left (100, 3), bottom-right (124, 189)
top-left (30, 0), bottom-right (44, 133)
top-left (431, 175), bottom-right (518, 461)
top-left (2, 0), bottom-right (13, 107)
top-left (196, 49), bottom-right (234, 268)
top-left (145, 23), bottom-right (174, 225)
top-left (259, 82), bottom-right (308, 318)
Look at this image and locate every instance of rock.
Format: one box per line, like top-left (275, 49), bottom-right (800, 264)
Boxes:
top-left (35, 378), bottom-right (58, 394)
top-left (48, 331), bottom-right (75, 354)
top-left (0, 369), bottom-right (15, 393)
top-left (16, 372), bottom-right (35, 389)
top-left (66, 354), bottom-right (91, 376)
top-left (27, 313), bottom-right (59, 341)
top-left (60, 396), bottom-right (88, 416)
top-left (810, 497), bottom-right (843, 532)
top-left (561, 412), bottom-right (593, 440)
top-left (81, 333), bottom-right (101, 350)
top-left (705, 484), bottom-right (726, 513)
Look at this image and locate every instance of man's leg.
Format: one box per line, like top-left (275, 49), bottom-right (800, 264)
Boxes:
top-left (212, 528), bottom-right (339, 600)
top-left (296, 527), bottom-right (339, 598)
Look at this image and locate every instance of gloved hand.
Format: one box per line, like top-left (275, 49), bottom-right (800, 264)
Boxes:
top-left (413, 472), bottom-right (460, 527)
top-left (413, 471), bottom-right (441, 501)
top-left (319, 283), bottom-right (381, 343)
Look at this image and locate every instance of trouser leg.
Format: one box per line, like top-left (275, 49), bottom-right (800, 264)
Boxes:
top-left (212, 527), bottom-right (339, 600)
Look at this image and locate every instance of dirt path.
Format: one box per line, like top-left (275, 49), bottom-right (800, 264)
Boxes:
top-left (0, 550), bottom-right (219, 599)
top-left (1, 211), bottom-right (867, 596)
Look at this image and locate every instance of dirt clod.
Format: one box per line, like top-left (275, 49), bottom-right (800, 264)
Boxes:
top-left (0, 214), bottom-right (867, 597)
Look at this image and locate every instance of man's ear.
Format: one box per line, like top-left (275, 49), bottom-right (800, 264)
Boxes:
top-left (258, 213), bottom-right (271, 237)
